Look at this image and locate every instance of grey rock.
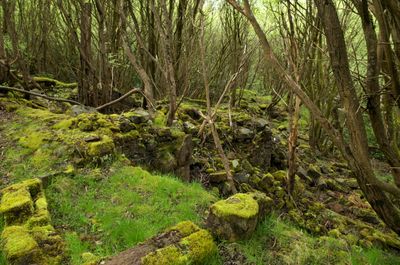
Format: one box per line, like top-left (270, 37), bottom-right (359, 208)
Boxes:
top-left (237, 127), bottom-right (254, 140)
top-left (253, 118), bottom-right (269, 130)
top-left (71, 105), bottom-right (97, 116)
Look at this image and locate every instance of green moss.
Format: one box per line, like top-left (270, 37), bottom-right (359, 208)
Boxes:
top-left (211, 193), bottom-right (259, 219)
top-left (2, 226), bottom-right (39, 261)
top-left (33, 76), bottom-right (77, 88)
top-left (35, 197), bottom-right (47, 211)
top-left (141, 245), bottom-right (189, 265)
top-left (29, 225), bottom-right (55, 241)
top-left (31, 148), bottom-right (53, 169)
top-left (0, 188), bottom-right (33, 214)
top-left (53, 118), bottom-right (75, 130)
top-left (64, 164), bottom-right (75, 174)
top-left (87, 135), bottom-right (115, 157)
top-left (115, 130), bottom-right (140, 141)
top-left (26, 210), bottom-right (51, 228)
top-left (171, 128), bottom-right (186, 139)
top-left (154, 111), bottom-right (167, 127)
top-left (78, 117), bottom-right (97, 132)
top-left (272, 170), bottom-right (287, 183)
top-left (2, 178), bottom-right (42, 196)
top-left (181, 229), bottom-right (217, 264)
top-left (18, 131), bottom-right (51, 150)
top-left (0, 188), bottom-right (33, 225)
top-left (81, 252), bottom-right (100, 265)
top-left (167, 221), bottom-right (200, 237)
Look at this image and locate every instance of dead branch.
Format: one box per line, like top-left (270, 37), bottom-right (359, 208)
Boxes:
top-left (0, 85), bottom-right (82, 105)
top-left (96, 87), bottom-right (155, 111)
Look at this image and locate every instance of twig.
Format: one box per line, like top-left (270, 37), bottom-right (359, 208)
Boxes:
top-left (0, 85), bottom-right (82, 105)
top-left (96, 88), bottom-right (155, 111)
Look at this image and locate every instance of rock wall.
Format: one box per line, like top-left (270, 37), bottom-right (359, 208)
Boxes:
top-left (0, 179), bottom-right (65, 265)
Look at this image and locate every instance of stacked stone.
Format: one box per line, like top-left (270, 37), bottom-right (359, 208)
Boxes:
top-left (0, 179), bottom-right (64, 265)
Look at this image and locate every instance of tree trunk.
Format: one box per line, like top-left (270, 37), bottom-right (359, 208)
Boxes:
top-left (315, 0), bottom-right (400, 235)
top-left (79, 2), bottom-right (94, 106)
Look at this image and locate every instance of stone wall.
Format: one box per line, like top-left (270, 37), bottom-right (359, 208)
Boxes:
top-left (0, 179), bottom-right (65, 265)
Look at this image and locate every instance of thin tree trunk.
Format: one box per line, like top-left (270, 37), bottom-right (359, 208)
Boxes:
top-left (79, 2), bottom-right (93, 106)
top-left (200, 12), bottom-right (237, 194)
top-left (354, 0), bottom-right (400, 188)
top-left (288, 96), bottom-right (301, 195)
top-left (315, 0), bottom-right (400, 235)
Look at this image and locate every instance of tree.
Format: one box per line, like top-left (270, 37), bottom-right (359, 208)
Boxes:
top-left (226, 0), bottom-right (400, 235)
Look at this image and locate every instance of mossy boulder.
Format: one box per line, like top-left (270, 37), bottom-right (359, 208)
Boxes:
top-left (206, 192), bottom-right (272, 241)
top-left (2, 226), bottom-right (41, 265)
top-left (0, 188), bottom-right (34, 225)
top-left (87, 135), bottom-right (115, 158)
top-left (0, 179), bottom-right (43, 225)
top-left (0, 179), bottom-right (65, 265)
top-left (105, 221), bottom-right (216, 265)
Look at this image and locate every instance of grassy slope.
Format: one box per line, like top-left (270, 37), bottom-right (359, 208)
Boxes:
top-left (0, 99), bottom-right (399, 265)
top-left (0, 101), bottom-right (217, 264)
top-left (47, 161), bottom-right (216, 264)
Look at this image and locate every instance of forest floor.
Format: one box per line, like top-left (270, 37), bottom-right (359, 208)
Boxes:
top-left (1, 89), bottom-right (400, 264)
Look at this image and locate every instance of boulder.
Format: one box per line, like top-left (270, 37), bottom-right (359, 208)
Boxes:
top-left (236, 127), bottom-right (254, 141)
top-left (253, 118), bottom-right (268, 130)
top-left (71, 105), bottom-right (97, 116)
top-left (124, 109), bottom-right (150, 124)
top-left (206, 192), bottom-right (272, 241)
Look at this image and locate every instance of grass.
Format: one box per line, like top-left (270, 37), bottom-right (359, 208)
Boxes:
top-left (45, 159), bottom-right (217, 263)
top-left (232, 214), bottom-right (400, 265)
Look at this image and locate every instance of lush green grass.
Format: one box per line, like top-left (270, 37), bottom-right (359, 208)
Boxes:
top-left (46, 160), bottom-right (217, 264)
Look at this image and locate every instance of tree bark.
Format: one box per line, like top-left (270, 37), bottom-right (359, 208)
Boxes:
top-left (315, 0), bottom-right (400, 235)
top-left (79, 2), bottom-right (94, 106)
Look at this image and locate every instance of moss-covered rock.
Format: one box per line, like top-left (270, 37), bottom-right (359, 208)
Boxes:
top-left (2, 226), bottom-right (41, 264)
top-left (206, 193), bottom-right (271, 241)
top-left (87, 135), bottom-right (115, 158)
top-left (167, 220), bottom-right (201, 237)
top-left (212, 193), bottom-right (259, 219)
top-left (0, 179), bottom-right (43, 225)
top-left (0, 188), bottom-right (34, 225)
top-left (106, 221), bottom-right (216, 265)
top-left (142, 245), bottom-right (188, 265)
top-left (0, 179), bottom-right (65, 265)
top-left (180, 229), bottom-right (217, 264)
